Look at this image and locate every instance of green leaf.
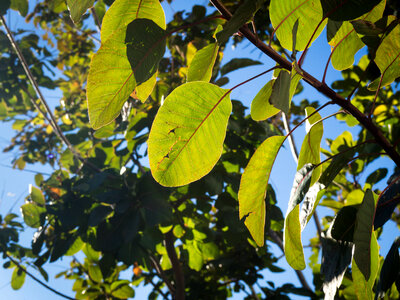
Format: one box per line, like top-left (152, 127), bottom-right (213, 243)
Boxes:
top-left (284, 163), bottom-right (314, 270)
top-left (0, 0), bottom-right (11, 14)
top-left (88, 264), bottom-right (103, 283)
top-left (297, 107), bottom-right (323, 185)
top-left (111, 281), bottom-right (135, 299)
top-left (10, 0), bottom-right (28, 17)
top-left (11, 267), bottom-right (26, 290)
top-left (66, 0), bottom-right (94, 23)
top-left (321, 236), bottom-right (353, 300)
top-left (132, 72), bottom-right (157, 102)
top-left (187, 43), bottom-right (219, 82)
top-left (377, 238), bottom-right (400, 298)
top-left (100, 0), bottom-right (166, 43)
top-left (327, 0), bottom-right (385, 70)
top-left (330, 206), bottom-right (358, 242)
top-left (125, 18), bottom-right (166, 84)
top-left (270, 0), bottom-right (326, 51)
top-left (369, 22), bottom-right (400, 90)
top-left (216, 0), bottom-right (264, 45)
top-left (65, 236), bottom-right (84, 256)
top-left (220, 58), bottom-right (262, 77)
top-left (319, 149), bottom-right (357, 187)
top-left (299, 182), bottom-right (325, 231)
top-left (320, 0), bottom-right (382, 21)
top-left (148, 82), bottom-right (232, 187)
top-left (187, 241), bottom-right (203, 271)
top-left (352, 231), bottom-right (379, 300)
top-left (270, 69), bottom-right (291, 114)
top-left (353, 189), bottom-right (378, 280)
top-left (29, 184), bottom-right (45, 205)
top-left (250, 80), bottom-right (280, 121)
top-left (374, 173), bottom-right (400, 229)
top-left (238, 135), bottom-right (285, 246)
top-left (87, 0), bottom-right (166, 129)
top-left (20, 203), bottom-right (45, 228)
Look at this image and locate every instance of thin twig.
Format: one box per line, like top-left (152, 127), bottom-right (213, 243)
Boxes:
top-left (4, 252), bottom-right (76, 300)
top-left (148, 254), bottom-right (176, 295)
top-left (165, 230), bottom-right (185, 300)
top-left (90, 7), bottom-right (101, 30)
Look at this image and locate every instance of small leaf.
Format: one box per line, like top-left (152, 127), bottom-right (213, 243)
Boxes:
top-left (148, 82), bottom-right (232, 187)
top-left (125, 18), bottom-right (166, 85)
top-left (238, 135), bottom-right (285, 246)
top-left (11, 267), bottom-right (26, 290)
top-left (352, 231), bottom-right (379, 300)
top-left (132, 72), bottom-right (157, 102)
top-left (353, 189), bottom-right (378, 280)
top-left (29, 185), bottom-right (45, 205)
top-left (20, 203), bottom-right (46, 228)
top-left (320, 0), bottom-right (382, 21)
top-left (250, 80), bottom-right (280, 121)
top-left (284, 163), bottom-right (314, 270)
top-left (270, 69), bottom-right (291, 114)
top-left (216, 0), bottom-right (264, 45)
top-left (187, 43), bottom-right (219, 82)
top-left (220, 58), bottom-right (262, 76)
top-left (66, 0), bottom-right (94, 23)
top-left (376, 237), bottom-right (400, 298)
top-left (88, 264), bottom-right (103, 283)
top-left (270, 0), bottom-right (326, 51)
top-left (321, 236), bottom-right (353, 300)
top-left (369, 22), bottom-right (400, 90)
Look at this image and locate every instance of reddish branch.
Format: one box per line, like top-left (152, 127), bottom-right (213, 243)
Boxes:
top-left (209, 0), bottom-right (400, 168)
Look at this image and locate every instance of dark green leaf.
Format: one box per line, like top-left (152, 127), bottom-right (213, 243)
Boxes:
top-left (320, 0), bottom-right (381, 21)
top-left (330, 206), bottom-right (358, 242)
top-left (374, 174), bottom-right (400, 229)
top-left (376, 238), bottom-right (400, 298)
top-left (66, 0), bottom-right (94, 23)
top-left (10, 0), bottom-right (28, 16)
top-left (270, 69), bottom-right (291, 114)
top-left (88, 205), bottom-right (113, 227)
top-left (0, 0), bottom-right (11, 14)
top-left (220, 58), bottom-right (262, 76)
top-left (125, 18), bottom-right (166, 85)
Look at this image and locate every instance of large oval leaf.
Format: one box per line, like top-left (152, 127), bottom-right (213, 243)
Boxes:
top-left (101, 0), bottom-right (165, 43)
top-left (87, 0), bottom-right (166, 129)
top-left (148, 82), bottom-right (232, 187)
top-left (327, 0), bottom-right (385, 70)
top-left (270, 0), bottom-right (326, 51)
top-left (238, 135), bottom-right (285, 246)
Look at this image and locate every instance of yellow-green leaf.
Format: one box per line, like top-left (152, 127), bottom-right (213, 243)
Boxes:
top-left (11, 267), bottom-right (26, 290)
top-left (238, 135), bottom-right (285, 246)
top-left (369, 21), bottom-right (400, 90)
top-left (187, 43), bottom-right (219, 82)
top-left (148, 82), bottom-right (232, 187)
top-left (270, 0), bottom-right (326, 51)
top-left (29, 184), bottom-right (45, 205)
top-left (297, 107), bottom-right (323, 185)
top-left (101, 0), bottom-right (165, 43)
top-left (327, 0), bottom-right (385, 70)
top-left (132, 72), bottom-right (157, 103)
top-left (250, 80), bottom-right (280, 121)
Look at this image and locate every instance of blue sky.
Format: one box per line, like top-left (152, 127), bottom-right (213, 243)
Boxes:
top-left (0, 0), bottom-right (398, 299)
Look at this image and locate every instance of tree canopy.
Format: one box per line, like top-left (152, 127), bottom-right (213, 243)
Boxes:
top-left (0, 0), bottom-right (400, 299)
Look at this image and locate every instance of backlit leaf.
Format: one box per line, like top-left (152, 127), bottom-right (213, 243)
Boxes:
top-left (284, 163), bottom-right (314, 270)
top-left (270, 0), bottom-right (326, 51)
top-left (187, 43), bottom-right (219, 82)
top-left (250, 80), bottom-right (279, 121)
top-left (270, 69), bottom-right (290, 113)
top-left (20, 203), bottom-right (46, 228)
top-left (353, 189), bottom-right (378, 280)
top-left (101, 0), bottom-right (165, 43)
top-left (320, 0), bottom-right (382, 21)
top-left (11, 267), bottom-right (26, 290)
top-left (326, 0), bottom-right (385, 71)
top-left (29, 184), bottom-right (45, 205)
top-left (297, 107), bottom-right (323, 185)
top-left (238, 135), bottom-right (285, 246)
top-left (369, 21), bottom-right (400, 90)
top-left (132, 72), bottom-right (157, 103)
top-left (66, 0), bottom-right (94, 23)
top-left (148, 82), bottom-right (232, 187)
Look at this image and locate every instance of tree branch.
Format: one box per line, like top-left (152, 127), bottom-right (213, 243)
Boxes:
top-left (4, 252), bottom-right (76, 300)
top-left (148, 253), bottom-right (176, 295)
top-left (209, 0), bottom-right (400, 168)
top-left (165, 230), bottom-right (185, 300)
